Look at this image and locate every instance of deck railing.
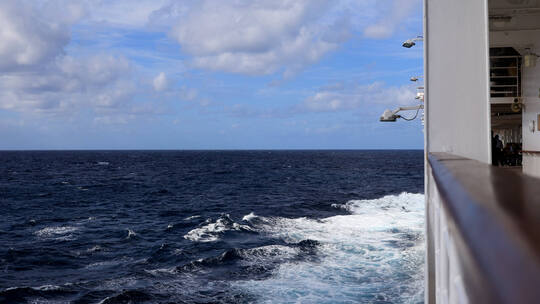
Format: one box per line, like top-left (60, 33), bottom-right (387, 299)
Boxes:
top-left (428, 152), bottom-right (540, 303)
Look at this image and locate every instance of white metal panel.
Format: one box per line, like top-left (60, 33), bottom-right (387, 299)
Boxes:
top-left (426, 0), bottom-right (491, 163)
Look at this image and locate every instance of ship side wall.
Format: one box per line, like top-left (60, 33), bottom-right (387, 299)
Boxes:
top-left (425, 0), bottom-right (491, 163)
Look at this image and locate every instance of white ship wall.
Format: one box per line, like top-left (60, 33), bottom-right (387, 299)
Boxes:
top-left (425, 0), bottom-right (490, 302)
top-left (491, 30), bottom-right (540, 177)
top-left (425, 0), bottom-right (491, 163)
top-left (426, 171), bottom-right (470, 304)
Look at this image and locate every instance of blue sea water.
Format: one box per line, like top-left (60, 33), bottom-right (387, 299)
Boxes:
top-left (0, 150), bottom-right (424, 303)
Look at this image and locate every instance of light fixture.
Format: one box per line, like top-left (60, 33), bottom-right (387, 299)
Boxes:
top-left (489, 15), bottom-right (512, 28)
top-left (380, 105), bottom-right (424, 122)
top-left (524, 48), bottom-right (538, 68)
top-left (410, 76), bottom-right (423, 82)
top-left (402, 36), bottom-right (423, 48)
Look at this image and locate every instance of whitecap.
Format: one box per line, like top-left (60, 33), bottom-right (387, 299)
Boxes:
top-left (126, 229), bottom-right (137, 239)
top-left (87, 245), bottom-right (103, 253)
top-left (35, 226), bottom-right (78, 238)
top-left (184, 215), bottom-right (201, 220)
top-left (184, 214), bottom-right (253, 242)
top-left (97, 161), bottom-right (109, 165)
top-left (242, 212), bottom-right (257, 222)
top-left (145, 267), bottom-right (177, 276)
top-left (85, 260), bottom-right (120, 269)
top-left (35, 284), bottom-right (62, 291)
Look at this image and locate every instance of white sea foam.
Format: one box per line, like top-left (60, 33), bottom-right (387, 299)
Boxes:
top-left (145, 267), bottom-right (178, 276)
top-left (87, 245), bottom-right (103, 253)
top-left (85, 260), bottom-right (121, 269)
top-left (239, 245), bottom-right (299, 264)
top-left (35, 284), bottom-right (62, 291)
top-left (184, 215), bottom-right (200, 220)
top-left (234, 192), bottom-right (425, 303)
top-left (35, 226), bottom-right (79, 239)
top-left (184, 215), bottom-right (253, 242)
top-left (97, 161), bottom-right (109, 165)
top-left (242, 212), bottom-right (257, 222)
top-left (126, 229), bottom-right (137, 239)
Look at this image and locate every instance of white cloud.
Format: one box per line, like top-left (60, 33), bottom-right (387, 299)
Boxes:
top-left (363, 0), bottom-right (419, 39)
top-left (0, 1), bottom-right (72, 71)
top-left (0, 54), bottom-right (135, 113)
top-left (94, 114), bottom-right (135, 125)
top-left (301, 82), bottom-right (417, 112)
top-left (155, 0), bottom-right (420, 76)
top-left (166, 0), bottom-right (346, 75)
top-left (0, 1), bottom-right (170, 118)
top-left (0, 0), bottom-right (422, 121)
top-left (153, 72), bottom-right (168, 92)
top-left (85, 0), bottom-right (169, 28)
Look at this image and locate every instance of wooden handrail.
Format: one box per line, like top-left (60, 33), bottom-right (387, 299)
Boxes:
top-left (429, 153), bottom-right (540, 303)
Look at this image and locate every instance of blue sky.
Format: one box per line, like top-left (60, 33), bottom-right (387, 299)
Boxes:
top-left (0, 0), bottom-right (423, 150)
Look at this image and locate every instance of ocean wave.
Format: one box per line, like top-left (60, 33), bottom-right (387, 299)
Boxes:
top-left (85, 260), bottom-right (123, 270)
top-left (174, 241), bottom-right (318, 281)
top-left (242, 212), bottom-right (258, 222)
top-left (183, 214), bottom-right (254, 242)
top-left (0, 284), bottom-right (75, 303)
top-left (87, 245), bottom-right (103, 253)
top-left (332, 192), bottom-right (424, 215)
top-left (234, 192), bottom-right (425, 303)
top-left (126, 229), bottom-right (137, 239)
top-left (98, 290), bottom-right (152, 304)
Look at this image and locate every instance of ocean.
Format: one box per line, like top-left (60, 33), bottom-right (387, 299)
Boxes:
top-left (0, 150), bottom-right (425, 304)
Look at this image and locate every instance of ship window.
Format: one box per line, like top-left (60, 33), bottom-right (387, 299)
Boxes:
top-left (490, 47), bottom-right (522, 167)
top-left (490, 47), bottom-right (522, 100)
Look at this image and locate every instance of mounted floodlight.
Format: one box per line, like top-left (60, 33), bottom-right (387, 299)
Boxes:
top-left (402, 36), bottom-right (423, 48)
top-left (524, 48), bottom-right (539, 68)
top-left (410, 76), bottom-right (423, 82)
top-left (489, 15), bottom-right (512, 28)
top-left (380, 105), bottom-right (424, 122)
top-left (380, 109), bottom-right (398, 122)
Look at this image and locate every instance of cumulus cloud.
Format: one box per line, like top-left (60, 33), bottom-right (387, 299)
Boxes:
top-left (0, 1), bottom-right (72, 71)
top-left (0, 0), bottom-right (421, 121)
top-left (165, 0), bottom-right (346, 75)
top-left (0, 1), bottom-right (171, 118)
top-left (153, 72), bottom-right (168, 92)
top-left (301, 82), bottom-right (417, 112)
top-left (151, 0), bottom-right (420, 76)
top-left (0, 54), bottom-right (135, 112)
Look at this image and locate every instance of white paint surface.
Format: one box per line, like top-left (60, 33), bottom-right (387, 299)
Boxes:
top-left (425, 0), bottom-right (491, 163)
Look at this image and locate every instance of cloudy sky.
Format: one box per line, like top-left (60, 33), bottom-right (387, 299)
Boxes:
top-left (0, 0), bottom-right (423, 150)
